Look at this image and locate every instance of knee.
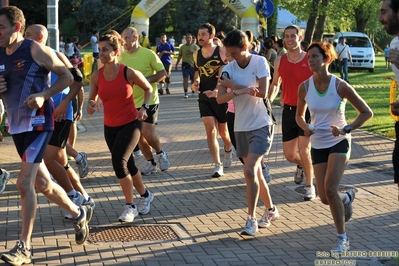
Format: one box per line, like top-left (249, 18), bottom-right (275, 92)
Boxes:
top-left (319, 196), bottom-right (329, 205)
top-left (325, 187), bottom-right (338, 202)
top-left (243, 167), bottom-right (256, 179)
top-left (284, 152), bottom-right (297, 163)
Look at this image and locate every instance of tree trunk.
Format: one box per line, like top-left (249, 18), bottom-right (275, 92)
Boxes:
top-left (304, 0), bottom-right (321, 43)
top-left (354, 4), bottom-right (368, 33)
top-left (313, 0), bottom-right (329, 42)
top-left (267, 0), bottom-right (279, 37)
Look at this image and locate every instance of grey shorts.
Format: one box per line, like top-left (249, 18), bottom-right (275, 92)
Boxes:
top-left (235, 125), bottom-right (274, 158)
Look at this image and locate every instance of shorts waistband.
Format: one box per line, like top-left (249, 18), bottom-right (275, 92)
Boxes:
top-left (283, 104), bottom-right (296, 110)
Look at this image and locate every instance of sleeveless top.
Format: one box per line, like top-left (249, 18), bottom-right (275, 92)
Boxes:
top-left (304, 75), bottom-right (349, 149)
top-left (0, 39), bottom-right (53, 134)
top-left (279, 54), bottom-right (313, 106)
top-left (97, 64), bottom-right (138, 127)
top-left (197, 46), bottom-right (224, 101)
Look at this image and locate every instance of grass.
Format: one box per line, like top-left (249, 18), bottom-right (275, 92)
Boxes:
top-left (341, 54), bottom-right (396, 137)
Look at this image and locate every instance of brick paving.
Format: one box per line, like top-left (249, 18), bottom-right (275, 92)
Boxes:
top-left (0, 71), bottom-right (398, 265)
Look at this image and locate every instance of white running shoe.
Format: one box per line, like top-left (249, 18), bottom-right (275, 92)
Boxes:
top-left (137, 190), bottom-right (154, 215)
top-left (331, 237), bottom-right (350, 254)
top-left (258, 206), bottom-right (279, 228)
top-left (118, 205), bottom-right (139, 222)
top-left (303, 185), bottom-right (316, 201)
top-left (76, 152), bottom-right (89, 178)
top-left (65, 192), bottom-right (85, 219)
top-left (240, 217), bottom-right (258, 236)
top-left (212, 163), bottom-right (223, 178)
top-left (141, 162), bottom-right (158, 175)
top-left (223, 150), bottom-right (233, 168)
top-left (133, 150), bottom-right (143, 157)
top-left (157, 152), bottom-right (170, 172)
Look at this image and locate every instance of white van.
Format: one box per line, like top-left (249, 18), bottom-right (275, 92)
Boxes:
top-left (333, 32), bottom-right (375, 72)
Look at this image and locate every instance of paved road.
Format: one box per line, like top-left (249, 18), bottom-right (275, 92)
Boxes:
top-left (0, 71), bottom-right (398, 265)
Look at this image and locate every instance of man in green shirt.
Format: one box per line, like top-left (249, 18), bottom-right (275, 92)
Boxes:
top-left (121, 27), bottom-right (170, 175)
top-left (175, 33), bottom-right (198, 98)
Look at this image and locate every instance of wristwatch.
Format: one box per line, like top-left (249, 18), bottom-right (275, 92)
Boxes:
top-left (142, 103), bottom-right (149, 110)
top-left (343, 125), bottom-right (352, 134)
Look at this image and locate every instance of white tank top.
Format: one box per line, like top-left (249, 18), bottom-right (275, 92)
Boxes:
top-left (305, 75), bottom-right (350, 149)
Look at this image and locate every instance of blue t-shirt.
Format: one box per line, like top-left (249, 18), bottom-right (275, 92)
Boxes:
top-left (156, 42), bottom-right (175, 65)
top-left (384, 47), bottom-right (390, 58)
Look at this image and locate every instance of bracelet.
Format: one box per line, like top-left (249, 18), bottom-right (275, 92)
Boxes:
top-left (232, 90), bottom-right (238, 96)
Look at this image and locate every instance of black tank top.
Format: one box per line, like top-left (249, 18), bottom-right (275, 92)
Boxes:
top-left (197, 46), bottom-right (224, 101)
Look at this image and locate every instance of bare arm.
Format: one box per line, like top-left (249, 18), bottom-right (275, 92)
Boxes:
top-left (191, 50), bottom-right (200, 92)
top-left (26, 42), bottom-right (73, 109)
top-left (334, 82), bottom-right (373, 134)
top-left (295, 82), bottom-right (313, 136)
top-left (127, 67), bottom-right (153, 121)
top-left (269, 56), bottom-right (282, 102)
top-left (87, 70), bottom-right (99, 115)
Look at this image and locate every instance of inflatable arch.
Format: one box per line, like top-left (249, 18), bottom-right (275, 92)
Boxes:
top-left (130, 0), bottom-right (259, 39)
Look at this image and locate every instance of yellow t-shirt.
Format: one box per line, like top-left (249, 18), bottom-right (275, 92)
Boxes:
top-left (120, 47), bottom-right (165, 106)
top-left (139, 36), bottom-right (150, 49)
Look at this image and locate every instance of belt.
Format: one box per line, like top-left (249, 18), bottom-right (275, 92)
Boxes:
top-left (283, 104), bottom-right (296, 111)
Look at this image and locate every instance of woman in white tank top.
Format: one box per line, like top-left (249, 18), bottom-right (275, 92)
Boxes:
top-left (296, 42), bottom-right (373, 253)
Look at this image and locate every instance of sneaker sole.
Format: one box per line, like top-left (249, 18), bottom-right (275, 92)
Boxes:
top-left (141, 169), bottom-right (158, 176)
top-left (211, 173), bottom-right (222, 178)
top-left (240, 230), bottom-right (258, 236)
top-left (118, 212), bottom-right (139, 222)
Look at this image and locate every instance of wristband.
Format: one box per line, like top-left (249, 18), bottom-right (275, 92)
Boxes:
top-left (232, 90), bottom-right (238, 96)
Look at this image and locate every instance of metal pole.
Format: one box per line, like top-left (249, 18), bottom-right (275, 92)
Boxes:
top-left (0, 0), bottom-right (9, 7)
top-left (47, 0), bottom-right (58, 50)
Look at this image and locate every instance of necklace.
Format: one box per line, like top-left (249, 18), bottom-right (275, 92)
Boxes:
top-left (287, 52), bottom-right (302, 64)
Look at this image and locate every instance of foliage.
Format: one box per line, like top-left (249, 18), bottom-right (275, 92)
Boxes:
top-left (59, 18), bottom-right (79, 38)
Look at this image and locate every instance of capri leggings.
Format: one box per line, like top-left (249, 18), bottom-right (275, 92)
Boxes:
top-left (104, 120), bottom-right (142, 178)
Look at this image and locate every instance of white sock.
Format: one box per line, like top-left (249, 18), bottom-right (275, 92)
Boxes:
top-left (75, 153), bottom-right (82, 162)
top-left (343, 194), bottom-right (351, 205)
top-left (337, 232), bottom-right (347, 240)
top-left (67, 189), bottom-right (76, 198)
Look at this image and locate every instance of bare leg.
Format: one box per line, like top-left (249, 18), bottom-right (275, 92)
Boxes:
top-left (202, 116), bottom-right (221, 164)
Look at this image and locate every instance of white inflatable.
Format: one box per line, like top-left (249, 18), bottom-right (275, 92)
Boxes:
top-left (130, 0), bottom-right (259, 39)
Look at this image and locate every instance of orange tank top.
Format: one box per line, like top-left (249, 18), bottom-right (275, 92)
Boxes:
top-left (279, 54), bottom-right (313, 106)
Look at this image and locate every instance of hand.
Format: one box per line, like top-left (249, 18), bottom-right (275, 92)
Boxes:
top-left (87, 100), bottom-right (97, 115)
top-left (241, 86), bottom-right (259, 97)
top-left (192, 81), bottom-right (199, 92)
top-left (304, 124), bottom-right (315, 137)
top-left (24, 93), bottom-right (46, 109)
top-left (203, 90), bottom-right (217, 98)
top-left (54, 101), bottom-right (68, 122)
top-left (391, 101), bottom-right (399, 116)
top-left (75, 109), bottom-right (83, 121)
top-left (330, 125), bottom-right (345, 136)
top-left (389, 48), bottom-right (399, 68)
top-left (137, 108), bottom-right (148, 121)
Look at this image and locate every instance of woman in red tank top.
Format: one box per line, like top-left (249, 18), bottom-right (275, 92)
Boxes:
top-left (87, 30), bottom-right (155, 223)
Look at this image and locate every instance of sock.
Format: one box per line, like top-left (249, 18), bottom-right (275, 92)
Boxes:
top-left (67, 189), bottom-right (76, 198)
top-left (225, 149), bottom-right (231, 153)
top-left (126, 203), bottom-right (133, 206)
top-left (297, 165), bottom-right (303, 169)
top-left (156, 150), bottom-right (164, 155)
top-left (268, 206), bottom-right (275, 212)
top-left (149, 159), bottom-right (156, 166)
top-left (337, 232), bottom-right (347, 240)
top-left (0, 169), bottom-right (2, 175)
top-left (75, 153), bottom-right (82, 162)
top-left (141, 190), bottom-right (149, 198)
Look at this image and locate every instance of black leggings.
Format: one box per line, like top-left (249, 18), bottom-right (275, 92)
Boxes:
top-left (104, 120), bottom-right (142, 179)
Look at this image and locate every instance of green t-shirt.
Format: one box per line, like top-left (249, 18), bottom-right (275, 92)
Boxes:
top-left (179, 44), bottom-right (198, 67)
top-left (120, 46), bottom-right (165, 106)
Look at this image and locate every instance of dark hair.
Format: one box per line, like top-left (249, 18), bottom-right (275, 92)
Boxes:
top-left (99, 30), bottom-right (124, 51)
top-left (276, 39), bottom-right (284, 48)
top-left (264, 38), bottom-right (273, 49)
top-left (160, 33), bottom-right (166, 37)
top-left (93, 30), bottom-right (98, 34)
top-left (284, 25), bottom-right (301, 36)
top-left (245, 29), bottom-right (254, 43)
top-left (223, 30), bottom-right (248, 49)
top-left (0, 6), bottom-right (25, 33)
top-left (307, 42), bottom-right (337, 62)
top-left (199, 23), bottom-right (215, 35)
top-left (389, 0), bottom-right (399, 13)
top-left (216, 31), bottom-right (226, 41)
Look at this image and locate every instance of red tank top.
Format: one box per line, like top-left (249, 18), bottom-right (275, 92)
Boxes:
top-left (279, 54), bottom-right (313, 106)
top-left (98, 64), bottom-right (138, 127)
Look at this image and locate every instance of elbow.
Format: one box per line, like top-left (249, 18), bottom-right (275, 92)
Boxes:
top-left (216, 98), bottom-right (222, 104)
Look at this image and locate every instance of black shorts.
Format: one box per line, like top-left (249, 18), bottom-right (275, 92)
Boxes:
top-left (282, 105), bottom-right (310, 142)
top-left (12, 131), bottom-right (52, 163)
top-left (48, 120), bottom-right (72, 148)
top-left (137, 104), bottom-right (159, 124)
top-left (311, 139), bottom-right (351, 165)
top-left (198, 99), bottom-right (228, 123)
